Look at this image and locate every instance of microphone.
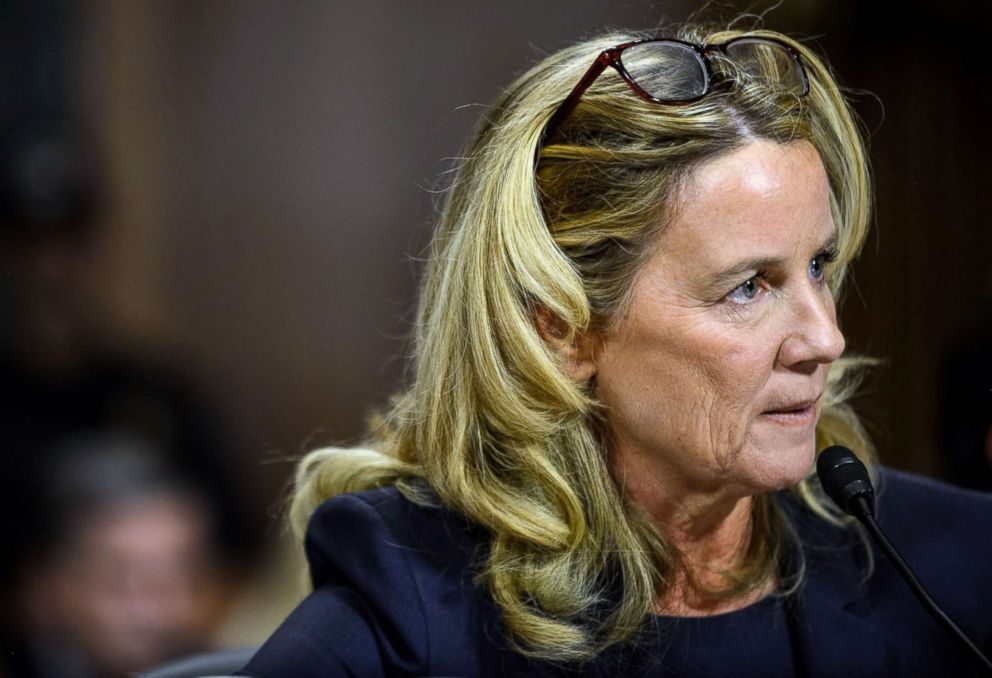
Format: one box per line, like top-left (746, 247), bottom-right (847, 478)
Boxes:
top-left (815, 445), bottom-right (875, 518)
top-left (816, 446), bottom-right (992, 674)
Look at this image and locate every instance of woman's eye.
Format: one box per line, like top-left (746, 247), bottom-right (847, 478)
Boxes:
top-left (727, 277), bottom-right (761, 304)
top-left (810, 248), bottom-right (838, 281)
top-left (809, 255), bottom-right (825, 280)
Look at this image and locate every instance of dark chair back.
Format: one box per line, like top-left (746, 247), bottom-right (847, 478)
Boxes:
top-left (138, 646), bottom-right (258, 678)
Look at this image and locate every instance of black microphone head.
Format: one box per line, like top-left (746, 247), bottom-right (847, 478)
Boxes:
top-left (816, 445), bottom-right (875, 517)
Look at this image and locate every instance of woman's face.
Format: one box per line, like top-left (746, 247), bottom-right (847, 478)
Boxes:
top-left (592, 140), bottom-right (844, 497)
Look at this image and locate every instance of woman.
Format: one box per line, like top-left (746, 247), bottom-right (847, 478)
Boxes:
top-left (240, 22), bottom-right (992, 677)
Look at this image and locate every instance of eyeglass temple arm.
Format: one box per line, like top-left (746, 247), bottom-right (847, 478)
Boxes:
top-left (543, 51), bottom-right (614, 142)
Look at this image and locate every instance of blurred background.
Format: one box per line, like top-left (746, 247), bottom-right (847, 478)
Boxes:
top-left (2, 1), bottom-right (990, 676)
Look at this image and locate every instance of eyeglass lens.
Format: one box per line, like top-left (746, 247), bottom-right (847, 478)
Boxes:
top-left (619, 42), bottom-right (708, 102)
top-left (619, 39), bottom-right (804, 103)
top-left (723, 39), bottom-right (805, 94)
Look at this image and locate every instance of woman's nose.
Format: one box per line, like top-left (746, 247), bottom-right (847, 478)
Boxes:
top-left (778, 287), bottom-right (846, 370)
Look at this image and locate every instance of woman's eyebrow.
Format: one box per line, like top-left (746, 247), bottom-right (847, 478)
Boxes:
top-left (708, 256), bottom-right (786, 289)
top-left (707, 233), bottom-right (839, 289)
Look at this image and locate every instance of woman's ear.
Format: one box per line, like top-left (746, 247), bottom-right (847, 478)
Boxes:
top-left (534, 305), bottom-right (597, 382)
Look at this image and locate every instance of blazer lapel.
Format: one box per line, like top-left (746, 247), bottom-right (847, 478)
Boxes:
top-left (797, 554), bottom-right (900, 677)
top-left (782, 496), bottom-right (901, 676)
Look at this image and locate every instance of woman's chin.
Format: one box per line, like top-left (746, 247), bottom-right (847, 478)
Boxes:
top-left (742, 437), bottom-right (817, 492)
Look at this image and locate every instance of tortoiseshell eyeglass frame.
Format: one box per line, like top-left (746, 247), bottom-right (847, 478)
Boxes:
top-left (543, 36), bottom-right (809, 142)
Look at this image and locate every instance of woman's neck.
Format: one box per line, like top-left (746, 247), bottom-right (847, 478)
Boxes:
top-left (612, 448), bottom-right (772, 616)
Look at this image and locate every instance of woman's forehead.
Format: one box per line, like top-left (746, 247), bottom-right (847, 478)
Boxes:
top-left (683, 140), bottom-right (826, 207)
top-left (660, 140), bottom-right (834, 262)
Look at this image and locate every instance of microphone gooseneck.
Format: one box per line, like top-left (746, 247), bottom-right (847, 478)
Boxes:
top-left (816, 445), bottom-right (992, 674)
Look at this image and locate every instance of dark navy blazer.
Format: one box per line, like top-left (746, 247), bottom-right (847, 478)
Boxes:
top-left (239, 469), bottom-right (992, 676)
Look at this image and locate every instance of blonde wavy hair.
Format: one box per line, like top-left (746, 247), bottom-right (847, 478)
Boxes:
top-left (292, 23), bottom-right (875, 663)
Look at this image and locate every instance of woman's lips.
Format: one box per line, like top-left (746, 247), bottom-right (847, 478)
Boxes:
top-left (761, 396), bottom-right (821, 425)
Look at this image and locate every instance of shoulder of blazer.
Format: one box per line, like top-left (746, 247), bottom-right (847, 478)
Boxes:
top-left (872, 467), bottom-right (992, 633)
top-left (304, 486), bottom-right (537, 675)
top-left (305, 485), bottom-right (484, 589)
top-left (785, 466), bottom-right (992, 676)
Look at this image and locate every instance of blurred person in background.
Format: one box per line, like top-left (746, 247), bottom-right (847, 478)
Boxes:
top-left (0, 115), bottom-right (259, 675)
top-left (7, 433), bottom-right (226, 678)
